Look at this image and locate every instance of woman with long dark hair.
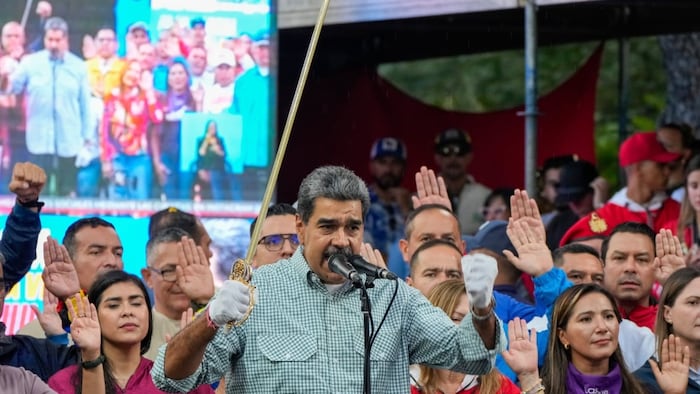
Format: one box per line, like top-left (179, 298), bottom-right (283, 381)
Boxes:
top-left (47, 271), bottom-right (212, 393)
top-left (195, 119), bottom-right (227, 200)
top-left (542, 284), bottom-right (646, 394)
top-left (157, 58), bottom-right (196, 200)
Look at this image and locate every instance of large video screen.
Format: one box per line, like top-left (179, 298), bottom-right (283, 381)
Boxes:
top-left (0, 0), bottom-right (275, 334)
top-left (0, 0), bottom-right (275, 217)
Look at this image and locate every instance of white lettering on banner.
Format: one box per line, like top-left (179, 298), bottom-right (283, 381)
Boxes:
top-left (586, 388), bottom-right (609, 394)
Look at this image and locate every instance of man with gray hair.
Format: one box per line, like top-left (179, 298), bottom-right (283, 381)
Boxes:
top-left (6, 17), bottom-right (91, 196)
top-left (152, 165), bottom-right (503, 393)
top-left (142, 227), bottom-right (214, 360)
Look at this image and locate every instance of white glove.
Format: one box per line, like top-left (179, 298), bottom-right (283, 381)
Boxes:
top-left (461, 254), bottom-right (498, 309)
top-left (208, 280), bottom-right (252, 327)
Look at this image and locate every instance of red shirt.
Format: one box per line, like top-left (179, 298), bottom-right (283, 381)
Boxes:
top-left (619, 303), bottom-right (658, 332)
top-left (560, 189), bottom-right (680, 246)
top-left (410, 375), bottom-right (520, 394)
top-left (101, 87), bottom-right (163, 161)
top-left (48, 357), bottom-right (213, 394)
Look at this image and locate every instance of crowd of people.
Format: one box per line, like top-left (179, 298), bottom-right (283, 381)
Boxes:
top-left (0, 119), bottom-right (696, 393)
top-left (0, 2), bottom-right (271, 200)
top-left (2, 3), bottom-right (700, 394)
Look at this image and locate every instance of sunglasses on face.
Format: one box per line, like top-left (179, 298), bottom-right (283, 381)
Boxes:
top-left (437, 145), bottom-right (467, 157)
top-left (258, 233), bottom-right (300, 252)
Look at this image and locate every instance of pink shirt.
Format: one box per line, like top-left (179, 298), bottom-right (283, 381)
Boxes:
top-left (48, 357), bottom-right (213, 394)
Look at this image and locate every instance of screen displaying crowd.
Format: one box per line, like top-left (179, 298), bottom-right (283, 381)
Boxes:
top-left (0, 0), bottom-right (274, 207)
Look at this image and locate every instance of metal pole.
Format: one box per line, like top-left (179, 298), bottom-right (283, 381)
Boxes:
top-left (21, 0), bottom-right (34, 29)
top-left (617, 35), bottom-right (630, 186)
top-left (524, 0), bottom-right (538, 195)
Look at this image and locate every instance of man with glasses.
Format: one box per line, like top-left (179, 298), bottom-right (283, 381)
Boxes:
top-left (433, 128), bottom-right (491, 235)
top-left (250, 203), bottom-right (298, 268)
top-left (142, 227), bottom-right (214, 360)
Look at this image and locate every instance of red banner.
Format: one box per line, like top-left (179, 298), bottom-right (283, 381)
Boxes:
top-left (278, 46), bottom-right (602, 200)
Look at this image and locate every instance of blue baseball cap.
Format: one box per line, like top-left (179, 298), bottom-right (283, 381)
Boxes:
top-left (190, 17), bottom-right (206, 29)
top-left (463, 220), bottom-right (516, 257)
top-left (253, 31), bottom-right (270, 46)
top-left (370, 137), bottom-right (407, 161)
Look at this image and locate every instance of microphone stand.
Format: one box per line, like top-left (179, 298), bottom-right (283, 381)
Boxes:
top-left (358, 276), bottom-right (375, 394)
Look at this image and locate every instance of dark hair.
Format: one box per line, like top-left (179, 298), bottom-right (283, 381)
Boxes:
top-left (403, 204), bottom-right (458, 239)
top-left (600, 222), bottom-right (655, 261)
top-left (148, 207), bottom-right (205, 242)
top-left (249, 203), bottom-right (297, 237)
top-left (483, 188), bottom-right (515, 211)
top-left (166, 57), bottom-right (195, 109)
top-left (540, 155), bottom-right (577, 174)
top-left (552, 243), bottom-right (600, 267)
top-left (146, 227), bottom-right (189, 265)
top-left (678, 154), bottom-right (700, 235)
top-left (44, 17), bottom-right (68, 35)
top-left (63, 217), bottom-right (116, 261)
top-left (296, 166), bottom-right (369, 224)
top-left (542, 284), bottom-right (646, 394)
top-left (658, 123), bottom-right (695, 151)
top-left (72, 271), bottom-right (153, 394)
top-left (409, 238), bottom-right (463, 275)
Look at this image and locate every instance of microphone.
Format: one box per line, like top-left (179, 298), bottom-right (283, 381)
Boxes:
top-left (348, 255), bottom-right (398, 280)
top-left (328, 254), bottom-right (362, 285)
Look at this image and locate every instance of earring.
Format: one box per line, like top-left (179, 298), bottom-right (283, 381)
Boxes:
top-left (564, 343), bottom-right (570, 350)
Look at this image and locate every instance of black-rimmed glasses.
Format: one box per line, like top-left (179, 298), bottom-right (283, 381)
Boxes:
top-left (258, 234), bottom-right (300, 252)
top-left (147, 265), bottom-right (177, 282)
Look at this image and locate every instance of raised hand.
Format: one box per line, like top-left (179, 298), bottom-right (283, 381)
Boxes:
top-left (9, 162), bottom-right (46, 203)
top-left (176, 236), bottom-right (215, 306)
top-left (42, 236), bottom-right (81, 300)
top-left (30, 287), bottom-right (65, 336)
top-left (502, 318), bottom-right (539, 377)
top-left (166, 307), bottom-right (195, 343)
top-left (504, 218), bottom-right (553, 277)
top-left (655, 229), bottom-right (686, 285)
top-left (67, 293), bottom-right (101, 360)
top-left (411, 166), bottom-right (451, 210)
top-left (180, 307), bottom-right (194, 330)
top-left (650, 334), bottom-right (689, 394)
top-left (461, 254), bottom-right (498, 310)
top-left (359, 242), bottom-right (386, 269)
top-left (509, 189), bottom-right (545, 239)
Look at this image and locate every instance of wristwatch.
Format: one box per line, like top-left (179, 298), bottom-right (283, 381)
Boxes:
top-left (17, 199), bottom-right (45, 210)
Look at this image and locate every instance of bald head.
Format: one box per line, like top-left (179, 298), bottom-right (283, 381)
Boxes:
top-left (2, 22), bottom-right (24, 55)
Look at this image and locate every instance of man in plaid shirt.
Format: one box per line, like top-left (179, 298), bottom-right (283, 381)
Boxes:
top-left (152, 166), bottom-right (504, 393)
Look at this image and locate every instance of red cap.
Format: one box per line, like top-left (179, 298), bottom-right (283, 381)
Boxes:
top-left (619, 132), bottom-right (681, 167)
top-left (559, 212), bottom-right (610, 246)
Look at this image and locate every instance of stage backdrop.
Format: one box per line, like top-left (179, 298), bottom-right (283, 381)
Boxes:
top-left (277, 46), bottom-right (602, 201)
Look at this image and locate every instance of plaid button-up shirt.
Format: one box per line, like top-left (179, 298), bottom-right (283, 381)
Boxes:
top-left (152, 247), bottom-right (504, 393)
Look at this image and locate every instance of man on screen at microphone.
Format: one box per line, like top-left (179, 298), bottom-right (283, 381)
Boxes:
top-left (151, 165), bottom-right (503, 393)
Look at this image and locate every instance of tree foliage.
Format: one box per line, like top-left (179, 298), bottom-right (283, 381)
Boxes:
top-left (378, 37), bottom-right (666, 188)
